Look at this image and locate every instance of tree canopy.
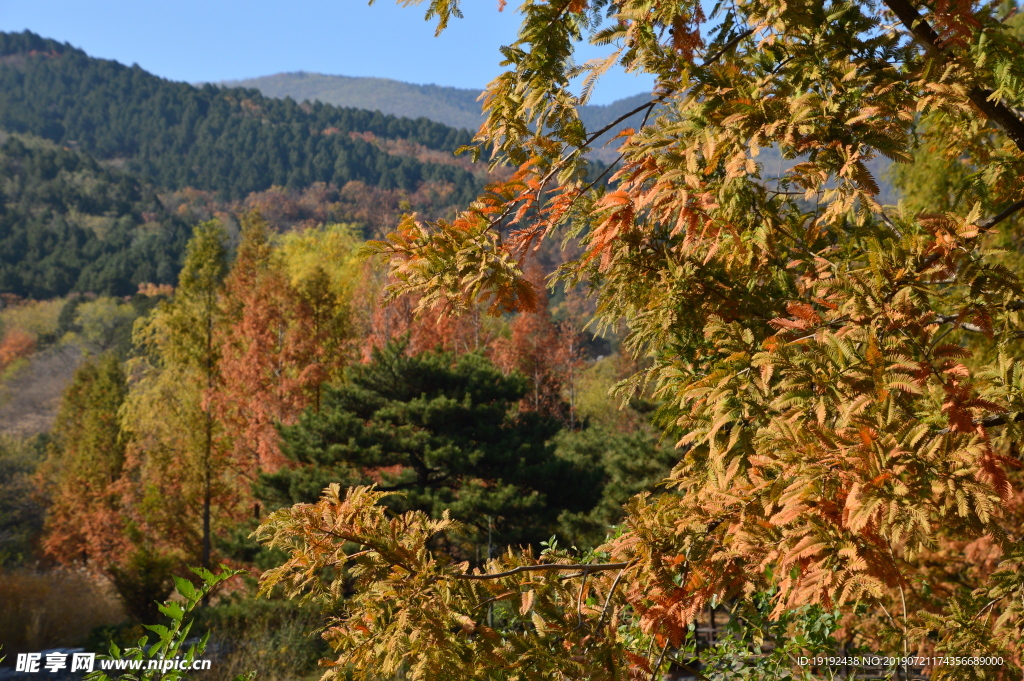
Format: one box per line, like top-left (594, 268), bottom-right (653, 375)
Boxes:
top-left (262, 0), bottom-right (1024, 679)
top-left (259, 339), bottom-right (599, 552)
top-left (0, 134), bottom-right (190, 298)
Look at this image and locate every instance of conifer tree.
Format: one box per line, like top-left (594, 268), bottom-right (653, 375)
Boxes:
top-left (122, 220), bottom-right (230, 571)
top-left (216, 214), bottom-right (358, 515)
top-left (258, 339), bottom-right (597, 553)
top-left (39, 354), bottom-right (128, 568)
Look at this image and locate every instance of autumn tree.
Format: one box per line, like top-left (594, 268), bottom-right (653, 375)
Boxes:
top-left (216, 213), bottom-right (304, 482)
top-left (35, 354), bottom-right (174, 621)
top-left (215, 215), bottom-right (359, 521)
top-left (491, 275), bottom-right (585, 423)
top-left (121, 220), bottom-right (232, 571)
top-left (275, 220), bottom-right (361, 409)
top-left (261, 0), bottom-right (1024, 678)
top-left (38, 354), bottom-right (128, 568)
top-left (0, 327), bottom-right (34, 373)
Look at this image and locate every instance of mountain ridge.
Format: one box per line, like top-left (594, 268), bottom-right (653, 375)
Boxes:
top-left (224, 71), bottom-right (654, 134)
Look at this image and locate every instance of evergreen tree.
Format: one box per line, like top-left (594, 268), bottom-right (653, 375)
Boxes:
top-left (259, 339), bottom-right (596, 552)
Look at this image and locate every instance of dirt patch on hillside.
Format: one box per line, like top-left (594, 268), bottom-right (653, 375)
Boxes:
top-left (0, 344), bottom-right (83, 437)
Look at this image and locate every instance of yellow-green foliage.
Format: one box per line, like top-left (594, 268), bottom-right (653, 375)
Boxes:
top-left (256, 485), bottom-right (636, 681)
top-left (73, 297), bottom-right (140, 352)
top-left (276, 223), bottom-right (362, 294)
top-left (0, 299), bottom-right (63, 340)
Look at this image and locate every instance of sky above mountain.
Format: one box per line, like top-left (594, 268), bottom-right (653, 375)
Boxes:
top-left (0, 0), bottom-right (656, 105)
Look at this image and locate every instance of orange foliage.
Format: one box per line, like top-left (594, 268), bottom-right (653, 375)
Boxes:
top-left (215, 214), bottom-right (349, 486)
top-left (0, 328), bottom-right (36, 371)
top-left (361, 283), bottom-right (495, 360)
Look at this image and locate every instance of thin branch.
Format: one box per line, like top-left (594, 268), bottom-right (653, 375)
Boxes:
top-left (936, 411), bottom-right (1024, 433)
top-left (881, 0), bottom-right (1024, 152)
top-left (472, 591), bottom-right (517, 611)
top-left (573, 570), bottom-right (590, 630)
top-left (933, 314), bottom-right (1024, 337)
top-left (703, 27), bottom-right (757, 66)
top-left (667, 657), bottom-right (713, 681)
top-left (650, 640), bottom-right (671, 681)
top-left (454, 562), bottom-right (631, 580)
top-left (583, 99), bottom-right (660, 148)
top-left (979, 197), bottom-right (1024, 230)
top-left (594, 566), bottom-right (629, 633)
top-left (973, 412), bottom-right (1024, 429)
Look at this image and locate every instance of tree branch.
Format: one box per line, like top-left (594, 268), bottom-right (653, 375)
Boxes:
top-left (454, 561), bottom-right (631, 580)
top-left (933, 314), bottom-right (1024, 337)
top-left (974, 412), bottom-right (1024, 428)
top-left (583, 100), bottom-right (660, 148)
top-left (936, 411), bottom-right (1024, 433)
top-left (979, 198), bottom-right (1024, 230)
top-left (703, 28), bottom-right (757, 66)
top-left (881, 0), bottom-right (1024, 152)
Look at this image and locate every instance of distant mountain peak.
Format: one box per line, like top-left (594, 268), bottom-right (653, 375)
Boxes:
top-left (226, 72), bottom-right (652, 162)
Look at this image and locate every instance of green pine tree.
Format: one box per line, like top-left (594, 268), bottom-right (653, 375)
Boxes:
top-left (258, 339), bottom-right (599, 554)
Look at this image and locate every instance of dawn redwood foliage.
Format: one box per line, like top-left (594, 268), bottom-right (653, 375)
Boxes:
top-left (121, 220), bottom-right (232, 572)
top-left (216, 214), bottom-right (318, 477)
top-left (39, 354), bottom-right (128, 569)
top-left (215, 212), bottom-right (359, 499)
top-left (261, 0), bottom-right (1024, 678)
top-left (491, 275), bottom-right (586, 423)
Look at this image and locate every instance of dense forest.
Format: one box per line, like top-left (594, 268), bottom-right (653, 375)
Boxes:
top-left (0, 30), bottom-right (509, 300)
top-left (0, 134), bottom-right (190, 298)
top-left (0, 31), bottom-right (480, 201)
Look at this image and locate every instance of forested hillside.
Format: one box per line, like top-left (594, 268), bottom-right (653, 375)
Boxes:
top-left (0, 133), bottom-right (190, 298)
top-left (0, 31), bottom-right (480, 201)
top-left (229, 72), bottom-right (901, 194)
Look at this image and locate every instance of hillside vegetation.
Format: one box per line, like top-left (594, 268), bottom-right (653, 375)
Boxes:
top-left (228, 72), bottom-right (899, 196)
top-left (0, 133), bottom-right (190, 298)
top-left (0, 31), bottom-right (481, 201)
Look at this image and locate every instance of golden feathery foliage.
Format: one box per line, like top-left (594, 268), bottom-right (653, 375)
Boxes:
top-left (271, 0), bottom-right (1024, 677)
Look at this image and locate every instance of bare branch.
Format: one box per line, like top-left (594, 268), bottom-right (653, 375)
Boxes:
top-left (583, 100), bottom-right (659, 148)
top-left (974, 412), bottom-right (1024, 429)
top-left (937, 411), bottom-right (1024, 433)
top-left (594, 566), bottom-right (629, 632)
top-left (933, 314), bottom-right (1024, 337)
top-left (703, 28), bottom-right (757, 66)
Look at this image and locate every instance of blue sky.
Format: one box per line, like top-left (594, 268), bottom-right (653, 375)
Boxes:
top-left (0, 0), bottom-right (655, 105)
